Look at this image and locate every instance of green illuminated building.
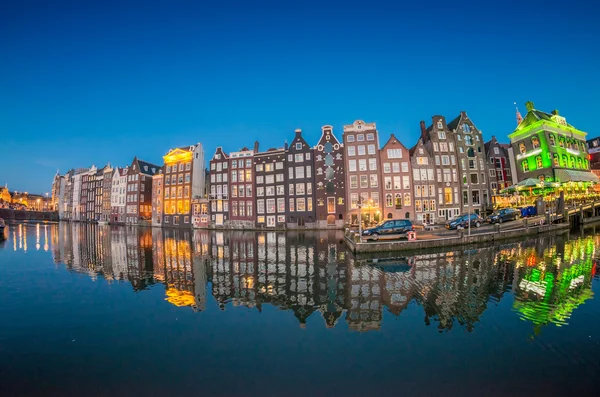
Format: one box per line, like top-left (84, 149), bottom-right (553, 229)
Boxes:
top-left (508, 101), bottom-right (599, 185)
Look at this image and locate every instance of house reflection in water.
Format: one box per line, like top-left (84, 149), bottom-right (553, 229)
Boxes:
top-left (45, 223), bottom-right (599, 333)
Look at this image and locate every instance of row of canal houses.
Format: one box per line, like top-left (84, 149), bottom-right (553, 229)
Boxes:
top-left (53, 112), bottom-right (516, 229)
top-left (55, 102), bottom-right (597, 230)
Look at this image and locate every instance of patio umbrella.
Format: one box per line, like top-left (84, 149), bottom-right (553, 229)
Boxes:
top-left (516, 178), bottom-right (544, 190)
top-left (499, 184), bottom-right (518, 194)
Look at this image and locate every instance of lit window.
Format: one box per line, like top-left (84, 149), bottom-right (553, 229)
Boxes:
top-left (523, 161), bottom-right (529, 172)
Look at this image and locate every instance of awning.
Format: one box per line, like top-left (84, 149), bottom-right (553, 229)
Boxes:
top-left (554, 169), bottom-right (600, 183)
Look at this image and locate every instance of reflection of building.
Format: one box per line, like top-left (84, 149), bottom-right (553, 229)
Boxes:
top-left (314, 126), bottom-right (346, 228)
top-left (152, 169), bottom-right (163, 227)
top-left (509, 101), bottom-right (598, 185)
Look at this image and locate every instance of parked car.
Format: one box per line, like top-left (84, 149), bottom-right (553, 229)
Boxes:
top-left (486, 208), bottom-right (520, 224)
top-left (445, 214), bottom-right (483, 230)
top-left (362, 219), bottom-right (414, 241)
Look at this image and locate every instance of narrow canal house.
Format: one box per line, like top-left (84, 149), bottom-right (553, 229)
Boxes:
top-left (254, 144), bottom-right (288, 228)
top-left (151, 168), bottom-right (163, 227)
top-left (228, 145), bottom-right (256, 228)
top-left (343, 120), bottom-right (383, 225)
top-left (484, 136), bottom-right (515, 196)
top-left (508, 101), bottom-right (598, 186)
top-left (409, 131), bottom-right (437, 225)
top-left (380, 134), bottom-right (414, 221)
top-left (101, 165), bottom-right (114, 223)
top-left (286, 129), bottom-right (316, 228)
top-left (209, 147), bottom-right (229, 227)
top-left (447, 111), bottom-right (491, 215)
top-left (161, 143), bottom-right (206, 228)
top-left (314, 125), bottom-right (346, 228)
top-left (125, 157), bottom-right (160, 225)
top-left (110, 167), bottom-right (127, 224)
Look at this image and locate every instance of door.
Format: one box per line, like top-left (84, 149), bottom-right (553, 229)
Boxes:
top-left (215, 214), bottom-right (224, 226)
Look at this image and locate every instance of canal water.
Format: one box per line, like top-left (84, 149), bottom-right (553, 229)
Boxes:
top-left (1, 223), bottom-right (600, 396)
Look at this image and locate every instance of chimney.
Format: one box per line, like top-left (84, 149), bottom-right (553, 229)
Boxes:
top-left (295, 128), bottom-right (302, 138)
top-left (419, 120), bottom-right (427, 142)
top-left (284, 140), bottom-right (288, 150)
top-left (254, 141), bottom-right (259, 153)
top-left (460, 111), bottom-right (467, 118)
top-left (551, 109), bottom-right (559, 116)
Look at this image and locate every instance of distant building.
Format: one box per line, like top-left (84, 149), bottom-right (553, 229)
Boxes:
top-left (208, 147), bottom-right (229, 227)
top-left (508, 101), bottom-right (598, 185)
top-left (161, 143), bottom-right (205, 228)
top-left (485, 136), bottom-right (515, 195)
top-left (110, 167), bottom-right (127, 224)
top-left (286, 129), bottom-right (316, 228)
top-left (51, 172), bottom-right (65, 213)
top-left (125, 157), bottom-right (160, 225)
top-left (152, 168), bottom-right (164, 227)
top-left (314, 125), bottom-right (346, 228)
top-left (447, 111), bottom-right (491, 214)
top-left (343, 120), bottom-right (382, 225)
top-left (101, 165), bottom-right (114, 222)
top-left (380, 134), bottom-right (414, 221)
top-left (254, 144), bottom-right (287, 228)
top-left (228, 145), bottom-right (255, 228)
top-left (586, 136), bottom-right (600, 174)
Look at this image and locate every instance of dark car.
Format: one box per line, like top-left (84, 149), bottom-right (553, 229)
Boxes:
top-left (362, 219), bottom-right (414, 241)
top-left (445, 214), bottom-right (483, 230)
top-left (486, 208), bottom-right (520, 224)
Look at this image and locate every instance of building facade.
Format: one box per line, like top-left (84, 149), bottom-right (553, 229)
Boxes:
top-left (162, 143), bottom-right (205, 228)
top-left (209, 147), bottom-right (229, 227)
top-left (125, 157), bottom-right (159, 225)
top-left (314, 125), bottom-right (346, 228)
top-left (287, 129), bottom-right (316, 228)
top-left (380, 134), bottom-right (414, 221)
top-left (101, 165), bottom-right (113, 222)
top-left (509, 101), bottom-right (597, 185)
top-left (152, 169), bottom-right (163, 227)
top-left (485, 136), bottom-right (515, 196)
top-left (343, 120), bottom-right (382, 225)
top-left (254, 146), bottom-right (287, 228)
top-left (447, 111), bottom-right (490, 215)
top-left (110, 167), bottom-right (127, 224)
top-left (228, 145), bottom-right (255, 228)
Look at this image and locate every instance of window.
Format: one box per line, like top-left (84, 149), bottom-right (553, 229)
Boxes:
top-left (463, 191), bottom-right (469, 205)
top-left (295, 142), bottom-right (302, 150)
top-left (437, 120), bottom-right (443, 129)
top-left (370, 175), bottom-right (378, 188)
top-left (443, 169), bottom-right (451, 182)
top-left (357, 134), bottom-right (364, 141)
top-left (306, 166), bottom-right (311, 178)
top-left (347, 135), bottom-right (355, 142)
top-left (358, 145), bottom-right (366, 155)
top-left (392, 163), bottom-right (400, 173)
top-left (519, 142), bottom-right (526, 154)
top-left (433, 142), bottom-right (439, 152)
top-left (417, 157), bottom-right (428, 165)
top-left (264, 163), bottom-right (273, 172)
top-left (288, 154), bottom-right (293, 162)
top-left (440, 142), bottom-right (448, 152)
top-left (266, 198), bottom-right (276, 213)
top-left (295, 153), bottom-right (304, 163)
top-left (360, 175), bottom-right (368, 188)
top-left (385, 177), bottom-right (392, 190)
top-left (553, 154), bottom-right (559, 167)
top-left (350, 193), bottom-right (358, 209)
top-left (257, 200), bottom-right (265, 214)
top-left (536, 156), bottom-right (543, 168)
top-left (265, 175), bottom-right (274, 184)
top-left (435, 156), bottom-right (440, 166)
top-left (358, 159), bottom-right (367, 171)
top-left (350, 176), bottom-right (358, 188)
top-left (404, 193), bottom-right (411, 207)
top-left (490, 169), bottom-right (496, 177)
top-left (393, 176), bottom-right (401, 190)
top-left (386, 194), bottom-right (393, 207)
top-left (349, 160), bottom-right (357, 172)
top-left (438, 130), bottom-right (446, 140)
top-left (296, 198), bottom-right (306, 211)
top-left (462, 124), bottom-right (470, 133)
top-left (276, 173), bottom-right (284, 182)
top-left (265, 186), bottom-right (274, 196)
top-left (436, 169), bottom-right (442, 182)
top-left (401, 162), bottom-right (409, 172)
top-left (296, 166), bottom-right (304, 179)
top-left (451, 155), bottom-right (456, 165)
top-left (402, 176), bottom-right (410, 189)
top-left (449, 142), bottom-right (454, 152)
top-left (413, 169), bottom-right (420, 181)
top-left (494, 147), bottom-right (500, 155)
top-left (383, 162), bottom-right (391, 173)
top-left (296, 183), bottom-right (305, 195)
top-left (472, 190), bottom-right (480, 205)
top-left (347, 146), bottom-right (355, 156)
top-left (275, 161), bottom-right (283, 170)
top-left (387, 148), bottom-right (402, 158)
top-left (366, 133), bottom-right (374, 141)
top-left (369, 158), bottom-right (377, 170)
top-left (531, 136), bottom-right (541, 149)
top-left (441, 155), bottom-right (450, 165)
top-left (444, 188), bottom-right (452, 204)
top-left (465, 136), bottom-right (473, 146)
top-left (367, 145), bottom-right (376, 155)
top-left (415, 200), bottom-right (422, 212)
top-left (523, 161), bottom-right (529, 172)
top-left (470, 174), bottom-right (478, 184)
top-left (277, 198), bottom-right (285, 213)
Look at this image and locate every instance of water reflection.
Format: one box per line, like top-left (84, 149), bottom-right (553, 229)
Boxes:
top-left (5, 222), bottom-right (598, 333)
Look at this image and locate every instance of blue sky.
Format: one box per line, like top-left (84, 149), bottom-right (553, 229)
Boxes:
top-left (1, 0), bottom-right (598, 193)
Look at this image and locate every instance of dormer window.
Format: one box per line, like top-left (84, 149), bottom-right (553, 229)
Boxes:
top-left (295, 143), bottom-right (302, 150)
top-left (437, 121), bottom-right (443, 129)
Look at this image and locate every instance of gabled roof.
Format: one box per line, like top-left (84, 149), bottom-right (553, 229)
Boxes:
top-left (132, 158), bottom-right (160, 176)
top-left (446, 115), bottom-right (461, 131)
top-left (381, 134), bottom-right (409, 151)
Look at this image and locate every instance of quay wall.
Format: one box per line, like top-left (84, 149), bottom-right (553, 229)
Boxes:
top-left (345, 223), bottom-right (571, 254)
